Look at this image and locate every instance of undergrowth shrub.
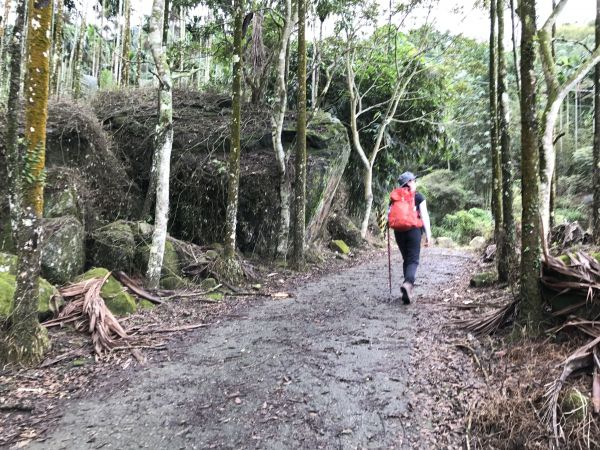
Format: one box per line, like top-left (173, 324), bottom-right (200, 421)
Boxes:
top-left (439, 208), bottom-right (493, 244)
top-left (418, 170), bottom-right (470, 224)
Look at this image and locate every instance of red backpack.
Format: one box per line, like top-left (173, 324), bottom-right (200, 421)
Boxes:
top-left (388, 188), bottom-right (423, 231)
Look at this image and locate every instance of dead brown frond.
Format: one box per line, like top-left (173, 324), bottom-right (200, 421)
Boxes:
top-left (542, 252), bottom-right (600, 318)
top-left (454, 298), bottom-right (518, 336)
top-left (43, 273), bottom-right (128, 356)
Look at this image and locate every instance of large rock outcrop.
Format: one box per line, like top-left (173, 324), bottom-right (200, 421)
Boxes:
top-left (93, 89), bottom-right (352, 256)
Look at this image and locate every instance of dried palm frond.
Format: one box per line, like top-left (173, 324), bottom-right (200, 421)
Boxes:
top-left (543, 336), bottom-right (599, 446)
top-left (454, 298), bottom-right (518, 336)
top-left (43, 273), bottom-right (128, 356)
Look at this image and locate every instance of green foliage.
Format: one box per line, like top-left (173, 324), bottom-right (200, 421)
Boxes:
top-left (554, 208), bottom-right (587, 225)
top-left (439, 208), bottom-right (493, 245)
top-left (418, 170), bottom-right (470, 223)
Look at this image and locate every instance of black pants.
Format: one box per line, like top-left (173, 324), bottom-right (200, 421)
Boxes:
top-left (394, 227), bottom-right (422, 284)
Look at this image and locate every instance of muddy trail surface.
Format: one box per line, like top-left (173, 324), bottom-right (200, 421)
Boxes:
top-left (27, 248), bottom-right (478, 450)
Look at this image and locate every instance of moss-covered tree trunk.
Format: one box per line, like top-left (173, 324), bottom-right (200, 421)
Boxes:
top-left (293, 0), bottom-right (307, 269)
top-left (517, 0), bottom-right (543, 331)
top-left (497, 0), bottom-right (516, 283)
top-left (121, 0), bottom-right (131, 86)
top-left (489, 0), bottom-right (502, 245)
top-left (5, 0), bottom-right (25, 245)
top-left (271, 0), bottom-right (294, 261)
top-left (4, 0), bottom-right (53, 365)
top-left (223, 0), bottom-right (243, 263)
top-left (136, 18), bottom-right (142, 86)
top-left (50, 0), bottom-right (64, 96)
top-left (146, 0), bottom-right (173, 289)
top-left (72, 13), bottom-right (86, 100)
top-left (594, 0), bottom-right (600, 245)
top-left (0, 0), bottom-right (12, 91)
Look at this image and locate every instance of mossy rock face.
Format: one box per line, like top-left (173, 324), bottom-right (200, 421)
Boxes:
top-left (135, 240), bottom-right (181, 281)
top-left (469, 271), bottom-right (498, 288)
top-left (41, 216), bottom-right (86, 284)
top-left (327, 214), bottom-right (363, 247)
top-left (330, 240), bottom-right (350, 255)
top-left (44, 183), bottom-right (81, 220)
top-left (0, 272), bottom-right (61, 320)
top-left (89, 221), bottom-right (136, 273)
top-left (160, 275), bottom-right (189, 290)
top-left (0, 252), bottom-right (17, 274)
top-left (139, 300), bottom-right (155, 310)
top-left (77, 268), bottom-right (136, 315)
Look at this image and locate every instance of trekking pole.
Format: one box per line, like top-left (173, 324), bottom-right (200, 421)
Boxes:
top-left (387, 225), bottom-right (392, 300)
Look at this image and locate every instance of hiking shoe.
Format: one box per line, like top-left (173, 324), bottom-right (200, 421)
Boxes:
top-left (401, 282), bottom-right (413, 305)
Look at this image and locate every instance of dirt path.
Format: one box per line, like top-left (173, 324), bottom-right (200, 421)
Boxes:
top-left (27, 248), bottom-right (476, 449)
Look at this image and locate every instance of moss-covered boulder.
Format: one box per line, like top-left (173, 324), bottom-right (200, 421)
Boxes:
top-left (436, 237), bottom-right (456, 248)
top-left (89, 220), bottom-right (136, 273)
top-left (0, 272), bottom-right (60, 320)
top-left (77, 268), bottom-right (136, 315)
top-left (327, 213), bottom-right (363, 247)
top-left (330, 240), bottom-right (350, 255)
top-left (470, 271), bottom-right (497, 287)
top-left (41, 216), bottom-right (85, 284)
top-left (44, 173), bottom-right (82, 220)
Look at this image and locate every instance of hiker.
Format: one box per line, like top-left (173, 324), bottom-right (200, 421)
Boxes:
top-left (388, 171), bottom-right (432, 304)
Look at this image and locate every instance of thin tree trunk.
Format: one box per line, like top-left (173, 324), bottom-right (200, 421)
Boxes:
top-left (72, 13), bottom-right (86, 100)
top-left (5, 0), bottom-right (25, 245)
top-left (489, 0), bottom-right (503, 245)
top-left (594, 0), bottom-right (600, 244)
top-left (497, 0), bottom-right (516, 283)
top-left (97, 0), bottom-right (106, 88)
top-left (271, 0), bottom-right (294, 260)
top-left (517, 0), bottom-right (543, 330)
top-left (509, 0), bottom-right (521, 99)
top-left (538, 0), bottom-right (600, 242)
top-left (121, 0), bottom-right (131, 86)
top-left (5, 0), bottom-right (52, 365)
top-left (0, 0), bottom-right (12, 90)
top-left (293, 0), bottom-right (307, 269)
top-left (163, 0), bottom-right (170, 45)
top-left (135, 19), bottom-right (142, 86)
top-left (223, 0), bottom-right (244, 262)
top-left (113, 0), bottom-right (122, 85)
top-left (146, 0), bottom-right (173, 289)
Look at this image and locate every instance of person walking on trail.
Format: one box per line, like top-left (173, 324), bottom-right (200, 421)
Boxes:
top-left (388, 171), bottom-right (432, 304)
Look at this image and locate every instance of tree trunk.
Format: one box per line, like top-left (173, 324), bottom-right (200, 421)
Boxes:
top-left (51, 0), bottom-right (64, 96)
top-left (517, 0), bottom-right (544, 331)
top-left (489, 0), bottom-right (503, 245)
top-left (113, 0), bottom-right (122, 85)
top-left (509, 0), bottom-right (520, 100)
top-left (497, 0), bottom-right (516, 283)
top-left (594, 0), bottom-right (600, 245)
top-left (136, 19), bottom-right (142, 86)
top-left (163, 0), bottom-right (170, 45)
top-left (271, 0), bottom-right (294, 261)
top-left (5, 0), bottom-right (25, 245)
top-left (4, 0), bottom-right (53, 365)
top-left (0, 0), bottom-right (12, 91)
top-left (97, 0), bottom-right (106, 88)
top-left (293, 0), bottom-right (307, 269)
top-left (538, 0), bottom-right (600, 242)
top-left (72, 14), bottom-right (86, 100)
top-left (121, 0), bottom-right (131, 86)
top-left (146, 0), bottom-right (173, 289)
top-left (223, 0), bottom-right (244, 262)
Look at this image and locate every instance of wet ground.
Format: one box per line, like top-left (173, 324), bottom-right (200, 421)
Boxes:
top-left (26, 247), bottom-right (478, 449)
